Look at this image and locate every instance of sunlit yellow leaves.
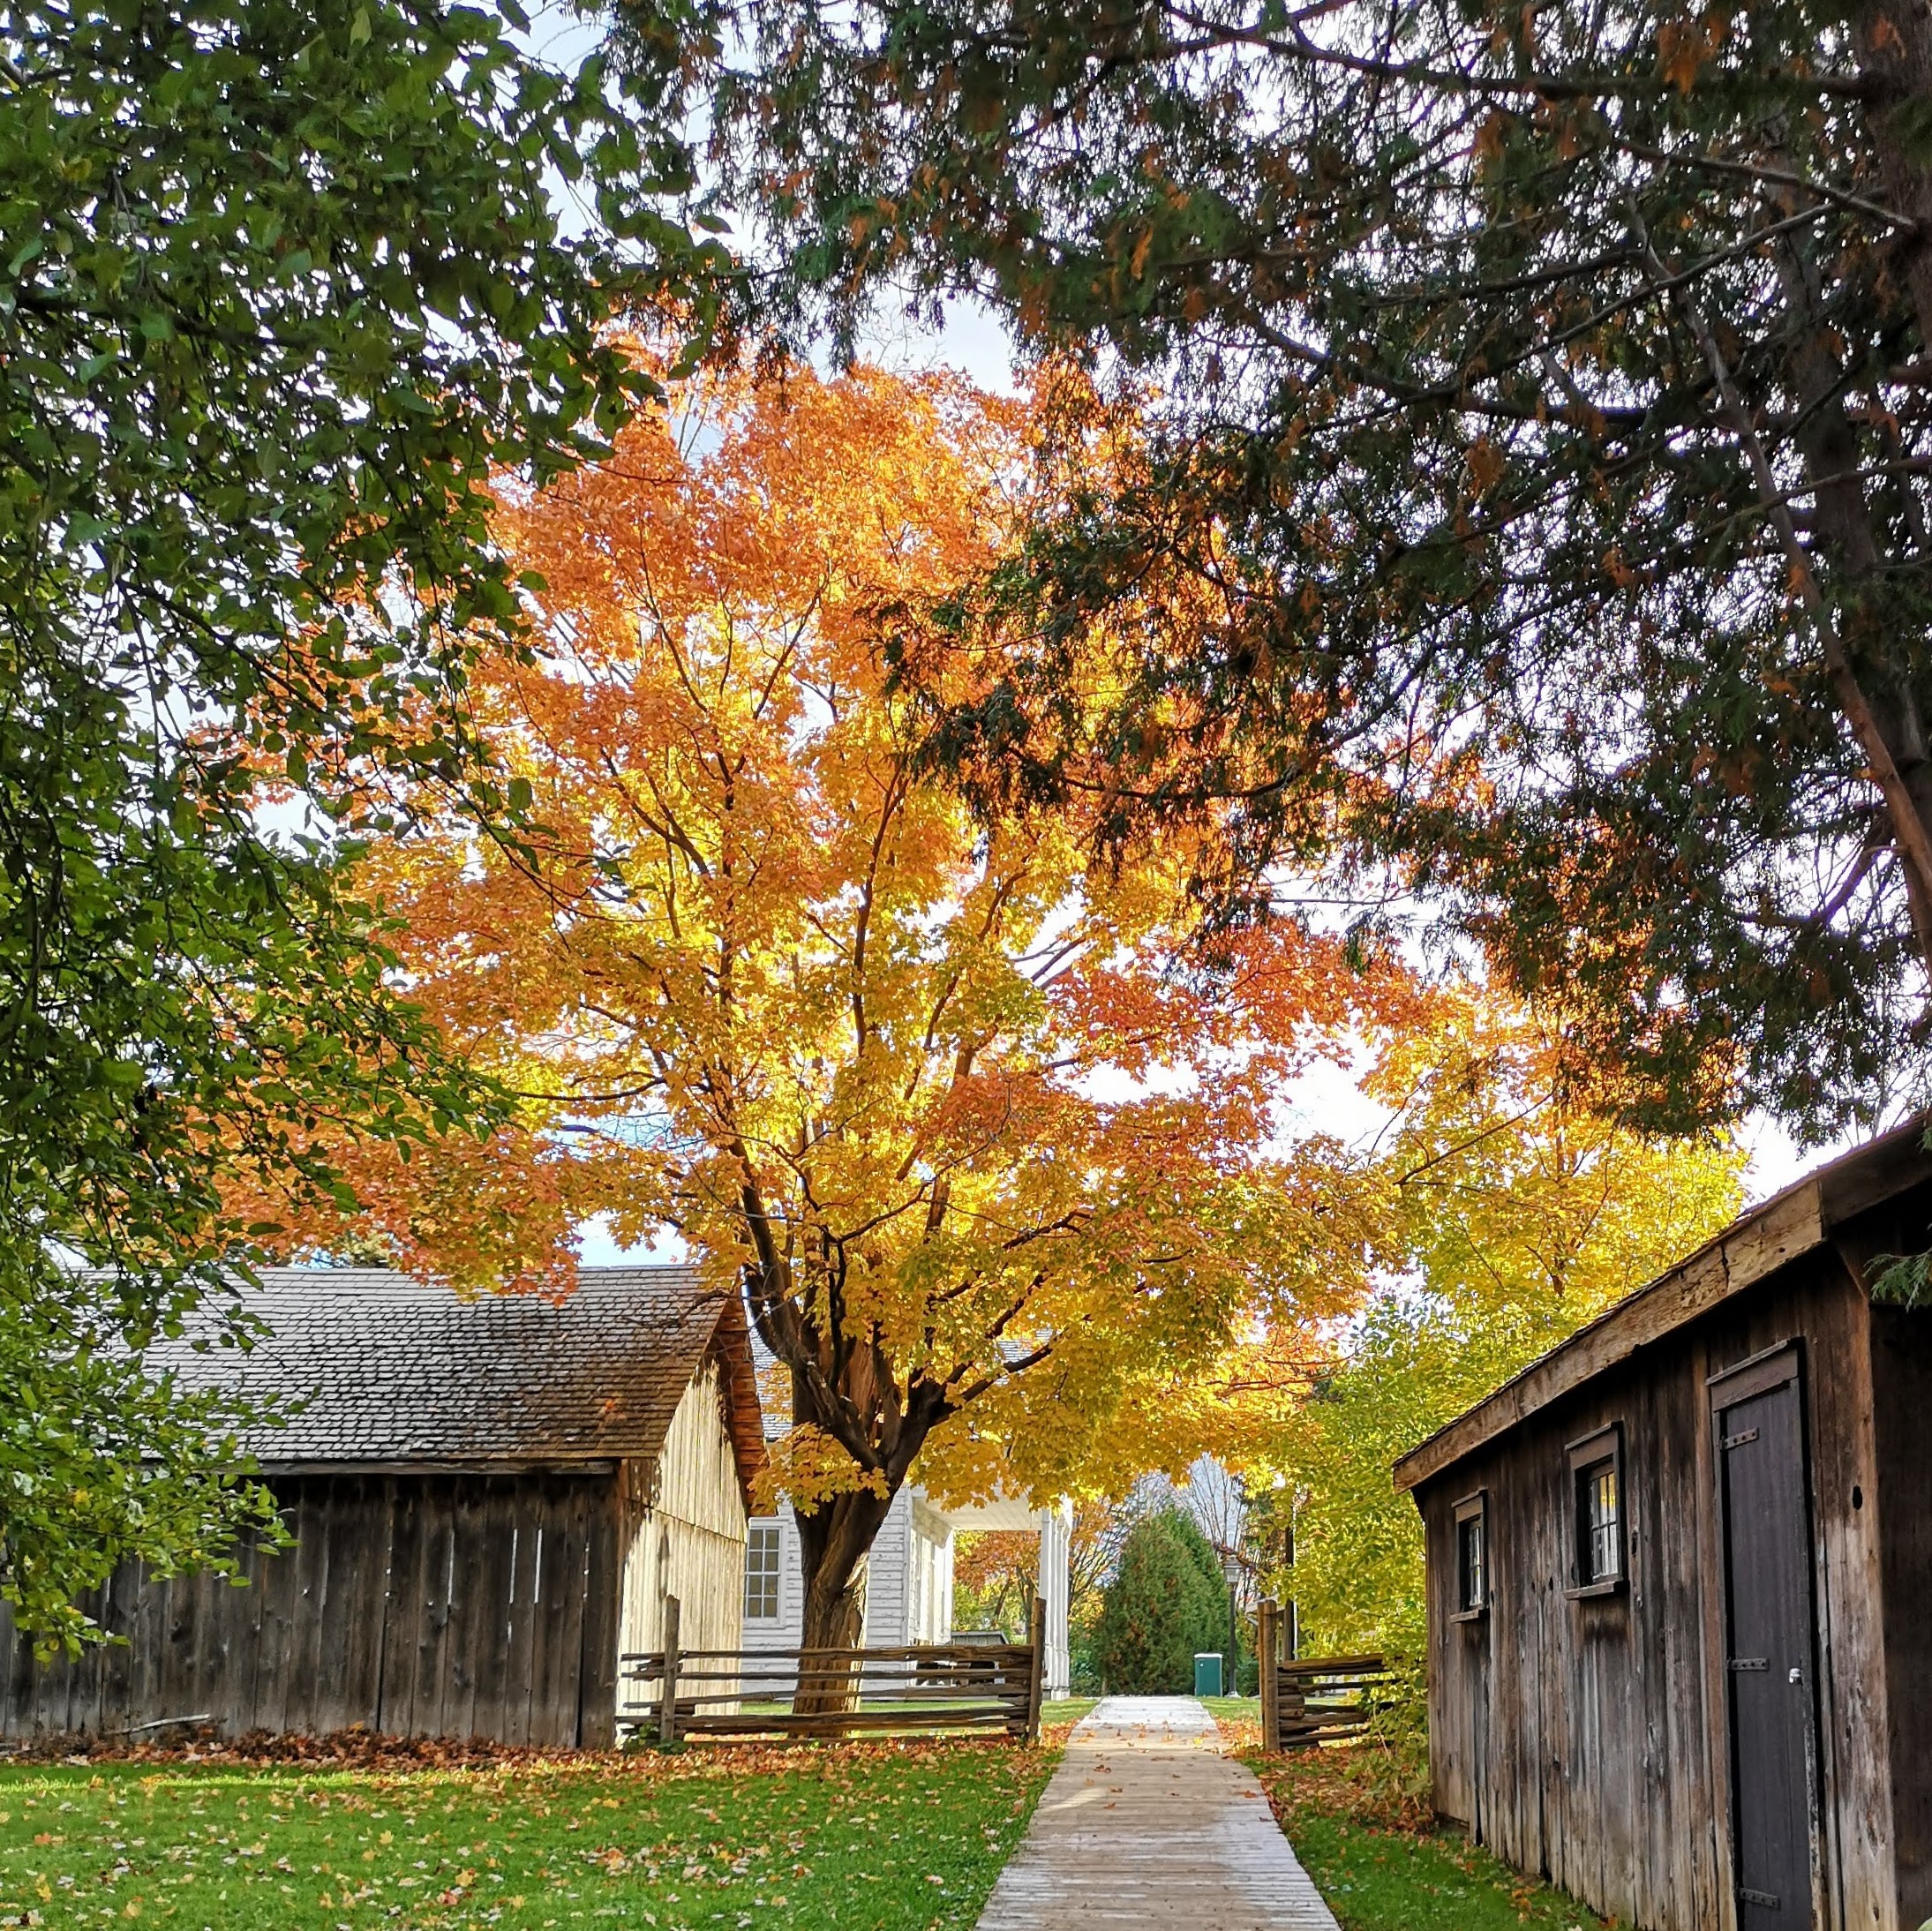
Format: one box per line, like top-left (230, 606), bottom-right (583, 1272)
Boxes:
top-left (760, 1425), bottom-right (889, 1512)
top-left (321, 355), bottom-right (1421, 1520)
top-left (1241, 991), bottom-right (1745, 1664)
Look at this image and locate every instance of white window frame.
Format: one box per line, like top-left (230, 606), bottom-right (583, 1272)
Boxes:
top-left (743, 1521), bottom-right (782, 1620)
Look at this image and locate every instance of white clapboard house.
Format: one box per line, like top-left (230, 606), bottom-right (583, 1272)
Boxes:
top-left (742, 1468), bottom-right (1071, 1692)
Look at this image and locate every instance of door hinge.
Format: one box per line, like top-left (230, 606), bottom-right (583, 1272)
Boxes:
top-left (1723, 1427), bottom-right (1760, 1450)
top-left (1728, 1657), bottom-right (1769, 1672)
top-left (1739, 1887), bottom-right (1780, 1907)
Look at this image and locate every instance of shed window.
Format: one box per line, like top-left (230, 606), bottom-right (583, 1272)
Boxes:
top-left (1582, 1464), bottom-right (1620, 1579)
top-left (744, 1522), bottom-right (781, 1620)
top-left (1452, 1491), bottom-right (1487, 1619)
top-left (1566, 1424), bottom-right (1627, 1596)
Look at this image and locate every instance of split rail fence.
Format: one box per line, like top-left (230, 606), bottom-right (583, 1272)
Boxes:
top-left (620, 1594), bottom-right (1046, 1744)
top-left (1256, 1597), bottom-right (1391, 1749)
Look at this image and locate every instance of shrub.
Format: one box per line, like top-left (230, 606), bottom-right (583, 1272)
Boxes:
top-left (1093, 1509), bottom-right (1230, 1694)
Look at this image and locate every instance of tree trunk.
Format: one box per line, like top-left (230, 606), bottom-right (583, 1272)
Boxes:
top-left (739, 1251), bottom-right (958, 1714)
top-left (791, 1485), bottom-right (894, 1717)
top-left (1860, 4), bottom-right (1932, 340)
top-left (1852, 6), bottom-right (1932, 956)
top-left (1763, 223), bottom-right (1932, 961)
top-left (741, 1246), bottom-right (959, 1714)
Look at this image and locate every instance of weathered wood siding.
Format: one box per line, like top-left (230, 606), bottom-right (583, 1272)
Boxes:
top-left (618, 1359), bottom-right (747, 1663)
top-left (0, 1470), bottom-right (621, 1748)
top-left (1868, 1304), bottom-right (1932, 1929)
top-left (1418, 1258), bottom-right (1897, 1931)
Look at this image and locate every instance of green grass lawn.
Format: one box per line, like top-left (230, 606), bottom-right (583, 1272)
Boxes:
top-left (1196, 1697), bottom-right (1259, 1724)
top-left (0, 1741), bottom-right (1056, 1931)
top-left (1034, 1701), bottom-right (1096, 1732)
top-left (1249, 1746), bottom-right (1617, 1931)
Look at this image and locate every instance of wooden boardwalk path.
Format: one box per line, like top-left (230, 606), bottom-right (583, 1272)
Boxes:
top-left (975, 1696), bottom-right (1341, 1929)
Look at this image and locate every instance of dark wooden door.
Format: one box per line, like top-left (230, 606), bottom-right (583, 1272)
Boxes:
top-left (1716, 1364), bottom-right (1818, 1931)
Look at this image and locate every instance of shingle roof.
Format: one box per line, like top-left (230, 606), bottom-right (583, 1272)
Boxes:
top-left (150, 1266), bottom-right (763, 1482)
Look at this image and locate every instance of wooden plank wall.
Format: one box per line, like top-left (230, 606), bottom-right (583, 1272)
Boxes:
top-left (0, 1469), bottom-right (620, 1748)
top-left (1868, 1304), bottom-right (1932, 1930)
top-left (617, 1364), bottom-right (747, 1665)
top-left (1418, 1259), bottom-right (1895, 1931)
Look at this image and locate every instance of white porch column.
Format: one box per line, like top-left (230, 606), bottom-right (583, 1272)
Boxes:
top-left (1034, 1499), bottom-right (1071, 1695)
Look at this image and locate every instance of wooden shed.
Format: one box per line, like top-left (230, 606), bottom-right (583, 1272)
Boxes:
top-left (0, 1266), bottom-right (764, 1749)
top-left (1394, 1121), bottom-right (1932, 1931)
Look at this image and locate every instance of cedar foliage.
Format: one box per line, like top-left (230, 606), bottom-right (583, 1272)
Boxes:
top-left (650, 0), bottom-right (1932, 1135)
top-left (1093, 1508), bottom-right (1229, 1695)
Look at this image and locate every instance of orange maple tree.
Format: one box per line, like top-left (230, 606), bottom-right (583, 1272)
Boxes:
top-left (953, 1497), bottom-right (1122, 1639)
top-left (280, 361), bottom-right (1418, 1657)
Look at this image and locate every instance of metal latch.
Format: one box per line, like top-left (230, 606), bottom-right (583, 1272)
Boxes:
top-left (1728, 1657), bottom-right (1768, 1672)
top-left (1723, 1427), bottom-right (1760, 1450)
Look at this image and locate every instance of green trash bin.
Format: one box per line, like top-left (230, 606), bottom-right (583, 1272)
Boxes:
top-left (1192, 1652), bottom-right (1223, 1697)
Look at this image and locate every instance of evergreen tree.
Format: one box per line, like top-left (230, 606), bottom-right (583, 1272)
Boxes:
top-left (645, 0), bottom-right (1932, 1133)
top-left (1094, 1508), bottom-right (1230, 1694)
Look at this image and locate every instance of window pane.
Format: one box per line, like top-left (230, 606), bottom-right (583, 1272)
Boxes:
top-left (1458, 1514), bottom-right (1485, 1611)
top-left (744, 1523), bottom-right (781, 1619)
top-left (1582, 1462), bottom-right (1621, 1582)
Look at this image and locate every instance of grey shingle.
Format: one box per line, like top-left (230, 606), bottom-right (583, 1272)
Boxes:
top-left (147, 1266), bottom-right (736, 1465)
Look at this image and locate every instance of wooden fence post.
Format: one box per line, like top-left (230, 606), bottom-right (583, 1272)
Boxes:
top-left (658, 1596), bottom-right (681, 1747)
top-left (1258, 1597), bottom-right (1279, 1753)
top-left (1025, 1592), bottom-right (1047, 1745)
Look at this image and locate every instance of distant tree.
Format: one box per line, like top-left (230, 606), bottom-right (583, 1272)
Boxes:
top-left (650, 0), bottom-right (1932, 1136)
top-left (0, 0), bottom-right (727, 1644)
top-left (951, 1532), bottom-right (1036, 1638)
top-left (1247, 994), bottom-right (1745, 1672)
top-left (1094, 1509), bottom-right (1229, 1695)
top-left (952, 1499), bottom-right (1124, 1640)
top-left (1066, 1498), bottom-right (1131, 1643)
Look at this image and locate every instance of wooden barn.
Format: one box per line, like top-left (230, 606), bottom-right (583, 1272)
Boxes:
top-left (1395, 1121), bottom-right (1932, 1931)
top-left (0, 1266), bottom-right (764, 1749)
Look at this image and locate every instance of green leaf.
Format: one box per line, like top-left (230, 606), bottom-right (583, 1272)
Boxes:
top-left (0, 0), bottom-right (731, 1635)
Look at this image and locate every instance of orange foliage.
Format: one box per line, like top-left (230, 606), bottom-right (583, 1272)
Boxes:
top-left (254, 359), bottom-right (1426, 1618)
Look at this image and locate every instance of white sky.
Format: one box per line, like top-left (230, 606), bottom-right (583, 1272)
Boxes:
top-left (575, 1063), bottom-right (1846, 1266)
